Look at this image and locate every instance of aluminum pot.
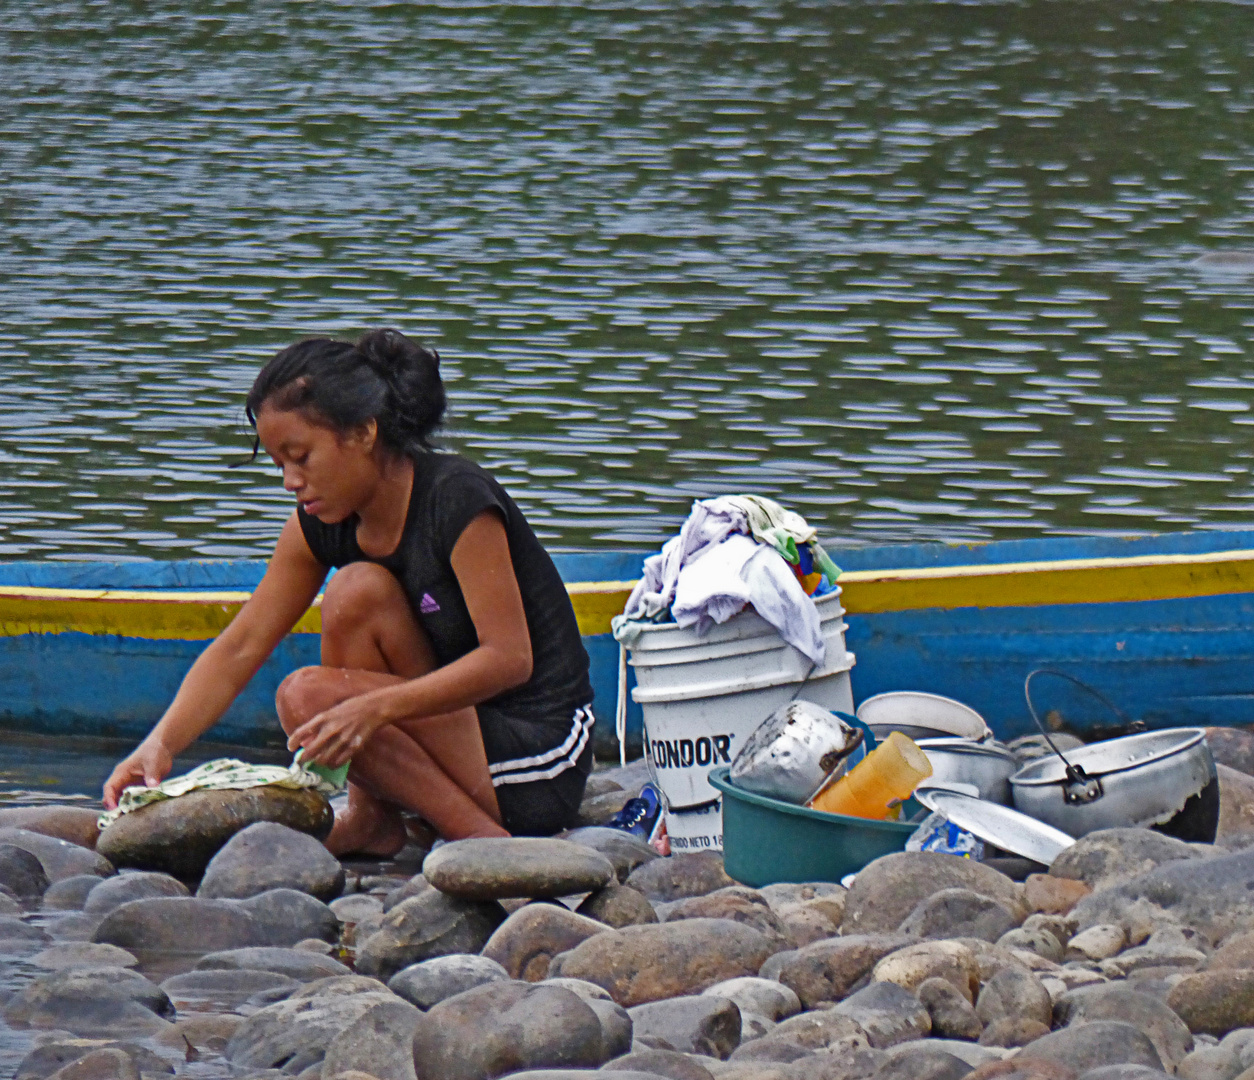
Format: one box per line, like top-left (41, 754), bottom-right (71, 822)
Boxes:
top-left (917, 737), bottom-right (1018, 805)
top-left (1009, 727), bottom-right (1218, 839)
top-left (730, 700), bottom-right (866, 804)
top-left (857, 691), bottom-right (992, 742)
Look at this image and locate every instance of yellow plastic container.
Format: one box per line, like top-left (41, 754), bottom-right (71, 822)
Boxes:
top-left (808, 730), bottom-right (932, 820)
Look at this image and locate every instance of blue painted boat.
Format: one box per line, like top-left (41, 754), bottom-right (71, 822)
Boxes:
top-left (2, 529), bottom-right (1253, 759)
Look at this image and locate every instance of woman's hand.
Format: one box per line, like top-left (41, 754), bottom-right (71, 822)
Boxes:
top-left (288, 693), bottom-right (389, 769)
top-left (102, 739), bottom-right (174, 810)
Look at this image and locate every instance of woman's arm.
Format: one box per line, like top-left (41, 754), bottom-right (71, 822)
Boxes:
top-left (288, 509), bottom-right (534, 765)
top-left (103, 513), bottom-right (328, 807)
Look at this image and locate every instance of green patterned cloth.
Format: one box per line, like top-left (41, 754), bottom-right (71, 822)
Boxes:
top-left (97, 756), bottom-right (343, 829)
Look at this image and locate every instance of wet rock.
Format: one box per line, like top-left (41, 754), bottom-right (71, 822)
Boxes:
top-left (321, 994), bottom-right (421, 1080)
top-left (197, 821), bottom-right (345, 901)
top-left (16, 1039), bottom-right (170, 1080)
top-left (226, 984), bottom-right (399, 1071)
top-left (976, 968), bottom-right (1053, 1028)
top-left (1018, 1022), bottom-right (1165, 1072)
top-left (0, 806), bottom-right (102, 850)
top-left (355, 888), bottom-right (506, 981)
top-left (330, 893), bottom-right (384, 923)
top-left (0, 829), bottom-right (113, 882)
top-left (423, 837), bottom-right (614, 900)
top-left (775, 898), bottom-right (845, 945)
top-left (83, 871), bottom-right (188, 914)
top-left (238, 888), bottom-right (340, 946)
top-left (0, 916), bottom-right (51, 943)
top-left (4, 966), bottom-right (173, 1035)
top-left (387, 953), bottom-right (508, 1009)
top-left (562, 826), bottom-right (659, 882)
top-left (844, 854), bottom-right (1023, 935)
top-left (92, 896), bottom-right (264, 952)
top-left (0, 843), bottom-right (49, 901)
top-left (1067, 925), bottom-right (1127, 963)
top-left (874, 941), bottom-right (981, 1002)
top-left (383, 874), bottom-right (430, 912)
top-left (160, 967), bottom-right (298, 1006)
top-left (42, 912), bottom-right (101, 943)
top-left (759, 933), bottom-right (917, 1010)
top-left (42, 875), bottom-right (104, 911)
top-left (1177, 1045), bottom-right (1243, 1080)
top-left (624, 852), bottom-right (736, 902)
top-left (44, 1049), bottom-right (139, 1080)
top-left (410, 980), bottom-right (608, 1079)
top-left (576, 883), bottom-right (658, 928)
top-left (1207, 729), bottom-right (1254, 776)
top-left (998, 927), bottom-right (1065, 964)
top-left (1169, 971), bottom-right (1254, 1035)
top-left (1025, 875), bottom-right (1092, 916)
top-left (196, 945), bottom-right (351, 980)
top-left (1056, 984), bottom-right (1193, 1070)
top-left (482, 902), bottom-right (606, 981)
top-left (1051, 829), bottom-right (1204, 892)
top-left (665, 887), bottom-right (787, 939)
top-left (873, 1046), bottom-right (975, 1080)
top-left (31, 942), bottom-right (137, 970)
top-left (981, 1018), bottom-right (1051, 1048)
top-left (547, 917), bottom-right (778, 1006)
top-left (899, 888), bottom-right (1021, 943)
top-left (602, 1049), bottom-right (715, 1080)
top-left (629, 994), bottom-right (741, 1058)
top-left (702, 976), bottom-right (801, 1021)
top-left (95, 786), bottom-right (333, 879)
top-left (919, 976), bottom-right (984, 1041)
top-left (833, 981), bottom-right (932, 1048)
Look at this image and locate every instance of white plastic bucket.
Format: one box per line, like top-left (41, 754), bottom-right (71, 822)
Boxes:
top-left (627, 590), bottom-right (854, 851)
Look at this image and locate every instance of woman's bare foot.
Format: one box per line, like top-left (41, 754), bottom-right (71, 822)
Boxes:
top-left (325, 794), bottom-right (408, 857)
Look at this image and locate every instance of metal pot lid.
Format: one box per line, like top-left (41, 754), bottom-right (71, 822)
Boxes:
top-left (1008, 728), bottom-right (1208, 788)
top-left (915, 786), bottom-right (1075, 865)
top-left (918, 738), bottom-right (1017, 762)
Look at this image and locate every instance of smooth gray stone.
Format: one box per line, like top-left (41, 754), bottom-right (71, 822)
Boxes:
top-left (423, 837), bottom-right (615, 901)
top-left (1018, 1020), bottom-right (1165, 1073)
top-left (160, 968), bottom-right (298, 1005)
top-left (628, 995), bottom-right (741, 1059)
top-left (1056, 983), bottom-right (1194, 1071)
top-left (226, 988), bottom-right (399, 1070)
top-left (196, 945), bottom-right (351, 981)
top-left (0, 844), bottom-right (50, 901)
top-left (4, 966), bottom-right (174, 1036)
top-left (237, 888), bottom-right (340, 946)
top-left (355, 888), bottom-right (506, 982)
top-left (83, 872), bottom-right (188, 914)
top-left (42, 875), bottom-right (107, 912)
top-left (0, 829), bottom-right (114, 883)
top-left (387, 953), bottom-right (509, 1010)
top-left (198, 821), bottom-right (345, 902)
top-left (321, 995), bottom-right (421, 1080)
top-left (832, 980), bottom-right (932, 1048)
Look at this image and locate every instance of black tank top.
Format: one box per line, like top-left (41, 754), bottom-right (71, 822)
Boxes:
top-left (297, 452), bottom-right (593, 721)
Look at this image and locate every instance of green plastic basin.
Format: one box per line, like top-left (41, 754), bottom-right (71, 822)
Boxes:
top-left (709, 766), bottom-right (917, 887)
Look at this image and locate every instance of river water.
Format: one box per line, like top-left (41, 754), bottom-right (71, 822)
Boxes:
top-left (2, 1), bottom-right (1254, 561)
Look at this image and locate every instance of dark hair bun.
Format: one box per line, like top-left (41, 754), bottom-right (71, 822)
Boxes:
top-left (246, 328), bottom-right (446, 457)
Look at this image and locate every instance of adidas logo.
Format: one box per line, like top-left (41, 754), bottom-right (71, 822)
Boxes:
top-left (420, 593), bottom-right (440, 614)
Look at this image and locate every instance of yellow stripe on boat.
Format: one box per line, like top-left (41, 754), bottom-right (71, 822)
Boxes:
top-left (3, 549), bottom-right (1254, 640)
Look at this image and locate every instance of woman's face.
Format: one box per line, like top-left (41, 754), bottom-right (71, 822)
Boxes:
top-left (255, 404), bottom-right (379, 523)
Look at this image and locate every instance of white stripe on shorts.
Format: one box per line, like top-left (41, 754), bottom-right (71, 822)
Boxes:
top-left (489, 706), bottom-right (595, 786)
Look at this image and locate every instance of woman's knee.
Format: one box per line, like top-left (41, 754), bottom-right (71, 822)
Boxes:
top-left (275, 666), bottom-right (336, 732)
top-left (321, 562), bottom-right (407, 634)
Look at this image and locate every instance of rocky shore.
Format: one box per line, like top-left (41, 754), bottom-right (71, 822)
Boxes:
top-left (5, 737), bottom-right (1254, 1080)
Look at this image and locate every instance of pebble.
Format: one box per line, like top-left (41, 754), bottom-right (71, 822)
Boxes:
top-left (1205, 729), bottom-right (1254, 775)
top-left (41, 875), bottom-right (105, 911)
top-left (843, 854), bottom-right (1023, 935)
top-left (95, 786), bottom-right (333, 879)
top-left (30, 942), bottom-right (138, 970)
top-left (1178, 1045), bottom-right (1244, 1080)
top-left (17, 1039), bottom-right (170, 1080)
top-left (603, 1048), bottom-right (716, 1080)
top-left (1067, 925), bottom-right (1127, 963)
top-left (197, 821), bottom-right (346, 901)
top-left (411, 980), bottom-right (609, 1079)
top-left (998, 927), bottom-right (1065, 964)
top-left (330, 893), bottom-right (385, 923)
top-left (236, 887), bottom-right (341, 947)
top-left (874, 940), bottom-right (981, 1002)
top-left (550, 917), bottom-right (779, 1006)
top-left (44, 1048), bottom-right (139, 1080)
top-left (576, 883), bottom-right (659, 927)
top-left (873, 1045), bottom-right (976, 1080)
top-left (1051, 829), bottom-right (1206, 892)
top-left (160, 968), bottom-right (299, 1006)
top-left (919, 976), bottom-right (985, 1041)
top-left (624, 852), bottom-right (736, 902)
top-left (321, 994), bottom-right (422, 1080)
top-left (195, 945), bottom-right (351, 980)
top-left (0, 843), bottom-right (50, 901)
top-left (899, 888), bottom-right (1022, 943)
top-left (1024, 874), bottom-right (1092, 916)
top-left (4, 966), bottom-right (174, 1036)
top-left (1017, 1020), bottom-right (1165, 1073)
top-left (83, 871), bottom-right (188, 913)
top-left (981, 1017), bottom-right (1052, 1048)
top-left (1169, 971), bottom-right (1254, 1036)
top-left (629, 994), bottom-right (742, 1058)
top-left (976, 968), bottom-right (1053, 1028)
top-left (1055, 984), bottom-right (1194, 1071)
top-left (482, 902), bottom-right (607, 980)
top-left (0, 828), bottom-right (114, 882)
top-left (383, 873), bottom-right (430, 911)
top-left (423, 837), bottom-right (615, 900)
top-left (576, 788), bottom-right (635, 826)
top-left (355, 888), bottom-right (507, 981)
top-left (702, 976), bottom-right (800, 1022)
top-left (760, 933), bottom-right (917, 1009)
top-left (92, 895), bottom-right (264, 953)
top-left (664, 887), bottom-right (788, 940)
top-left (562, 826), bottom-right (659, 882)
top-left (0, 805), bottom-right (102, 849)
top-left (747, 1007), bottom-right (868, 1054)
top-left (388, 953), bottom-right (508, 1009)
top-left (833, 981), bottom-right (933, 1048)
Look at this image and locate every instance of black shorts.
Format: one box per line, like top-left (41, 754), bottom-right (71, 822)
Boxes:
top-left (478, 704), bottom-right (594, 837)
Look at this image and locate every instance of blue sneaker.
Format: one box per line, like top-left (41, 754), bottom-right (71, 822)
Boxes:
top-left (606, 782), bottom-right (662, 840)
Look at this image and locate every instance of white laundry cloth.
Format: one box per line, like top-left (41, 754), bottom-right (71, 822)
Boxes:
top-left (671, 533), bottom-right (825, 664)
